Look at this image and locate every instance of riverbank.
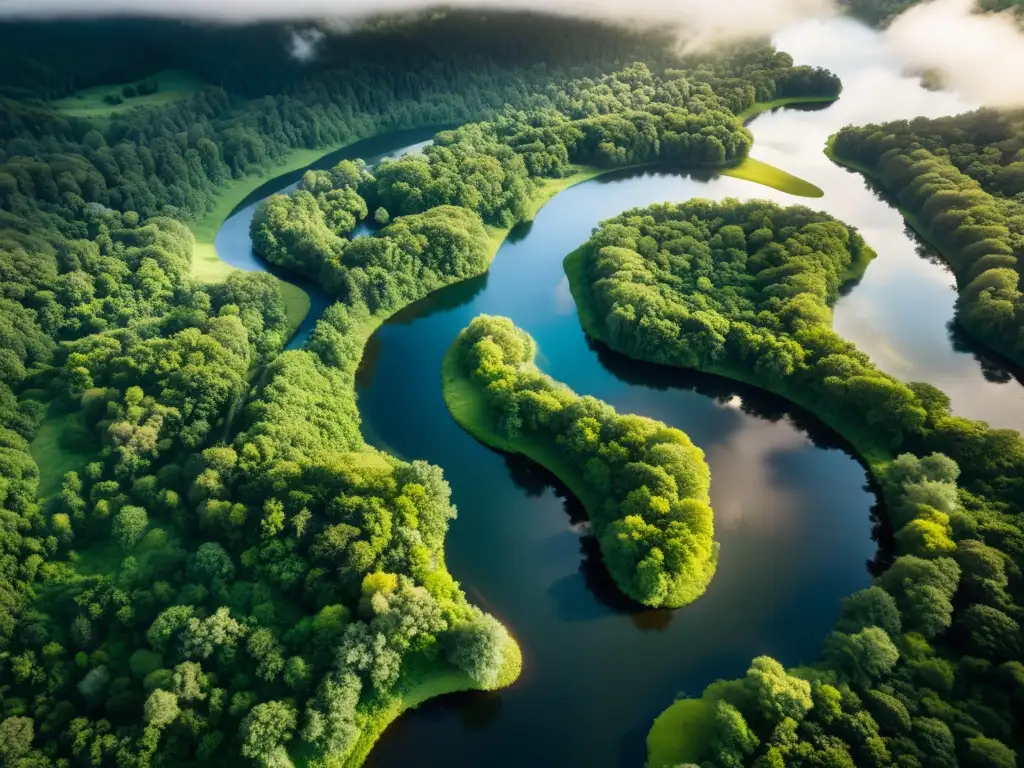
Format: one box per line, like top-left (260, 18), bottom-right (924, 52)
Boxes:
top-left (336, 640), bottom-right (522, 768)
top-left (291, 166), bottom-right (614, 767)
top-left (721, 93), bottom-right (841, 197)
top-left (561, 238), bottom-right (898, 766)
top-left (441, 343), bottom-right (603, 526)
top-left (441, 320), bottom-right (718, 610)
top-left (824, 134), bottom-right (1024, 369)
top-left (736, 94), bottom-right (839, 124)
top-left (188, 146), bottom-right (335, 339)
top-left (562, 243), bottom-right (890, 467)
top-left (204, 103), bottom-right (849, 766)
top-left (191, 99), bottom-right (831, 342)
top-left (190, 147), bottom-right (347, 282)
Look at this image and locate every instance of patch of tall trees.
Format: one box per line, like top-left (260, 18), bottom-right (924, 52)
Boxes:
top-left (569, 200), bottom-right (1024, 766)
top-left (450, 315), bottom-right (717, 608)
top-left (832, 111), bottom-right (1024, 366)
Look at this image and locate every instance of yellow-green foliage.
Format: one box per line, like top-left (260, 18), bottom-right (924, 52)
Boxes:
top-left (647, 697), bottom-right (716, 767)
top-left (723, 157), bottom-right (824, 198)
top-left (446, 315), bottom-right (717, 608)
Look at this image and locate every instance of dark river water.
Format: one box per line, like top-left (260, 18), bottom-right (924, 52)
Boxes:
top-left (212, 16), bottom-right (1024, 768)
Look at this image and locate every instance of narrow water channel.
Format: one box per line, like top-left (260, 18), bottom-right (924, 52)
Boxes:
top-left (211, 126), bottom-right (435, 349)
top-left (211, 17), bottom-right (1024, 767)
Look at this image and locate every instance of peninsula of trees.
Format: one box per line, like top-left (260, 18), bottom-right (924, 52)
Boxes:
top-left (444, 315), bottom-right (717, 608)
top-left (831, 110), bottom-right (1024, 367)
top-left (563, 200), bottom-right (1024, 766)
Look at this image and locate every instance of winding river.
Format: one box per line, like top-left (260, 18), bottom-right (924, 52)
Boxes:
top-left (211, 16), bottom-right (1024, 768)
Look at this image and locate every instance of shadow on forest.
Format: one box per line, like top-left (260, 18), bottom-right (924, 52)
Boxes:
top-left (356, 273), bottom-right (489, 386)
top-left (947, 316), bottom-right (1024, 386)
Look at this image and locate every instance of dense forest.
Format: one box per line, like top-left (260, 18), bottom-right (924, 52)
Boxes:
top-left (837, 0), bottom-right (1024, 26)
top-left (566, 201), bottom-right (1024, 767)
top-left (0, 16), bottom-right (668, 768)
top-left (445, 315), bottom-right (717, 608)
top-left (0, 11), bottom-right (849, 767)
top-left (831, 110), bottom-right (1024, 367)
top-left (249, 53), bottom-right (841, 278)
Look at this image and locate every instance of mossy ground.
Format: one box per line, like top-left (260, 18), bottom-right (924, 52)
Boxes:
top-left (723, 157), bottom-right (823, 198)
top-left (29, 412), bottom-right (91, 500)
top-left (51, 70), bottom-right (203, 119)
top-left (646, 696), bottom-right (717, 767)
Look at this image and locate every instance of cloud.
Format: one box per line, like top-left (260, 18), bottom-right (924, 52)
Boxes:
top-left (6, 0), bottom-right (1022, 108)
top-left (288, 27), bottom-right (325, 61)
top-left (0, 0), bottom-right (838, 49)
top-left (884, 0), bottom-right (1024, 107)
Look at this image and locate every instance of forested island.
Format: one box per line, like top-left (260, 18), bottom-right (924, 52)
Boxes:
top-left (564, 200), bottom-right (1024, 766)
top-left (830, 111), bottom-right (1024, 367)
top-left (444, 315), bottom-right (716, 608)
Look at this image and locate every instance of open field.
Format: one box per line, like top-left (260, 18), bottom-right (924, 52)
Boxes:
top-left (52, 69), bottom-right (202, 118)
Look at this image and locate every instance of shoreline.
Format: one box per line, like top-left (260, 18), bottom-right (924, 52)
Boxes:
top-left (561, 238), bottom-right (897, 766)
top-left (823, 133), bottom-right (1024, 369)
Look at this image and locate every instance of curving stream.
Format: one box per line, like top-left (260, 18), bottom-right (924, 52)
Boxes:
top-left (211, 16), bottom-right (1024, 768)
top-left (212, 126), bottom-right (436, 349)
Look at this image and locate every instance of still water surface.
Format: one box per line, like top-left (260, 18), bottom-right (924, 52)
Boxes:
top-left (213, 17), bottom-right (1024, 767)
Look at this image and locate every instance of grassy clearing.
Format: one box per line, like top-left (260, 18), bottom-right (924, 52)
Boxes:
top-left (713, 95), bottom-right (841, 199)
top-left (190, 147), bottom-right (333, 248)
top-left (29, 413), bottom-right (90, 500)
top-left (735, 94), bottom-right (839, 124)
top-left (52, 70), bottom-right (202, 118)
top-left (646, 697), bottom-right (717, 768)
top-left (189, 146), bottom-right (335, 338)
top-left (723, 157), bottom-right (823, 198)
top-left (277, 280), bottom-right (314, 339)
